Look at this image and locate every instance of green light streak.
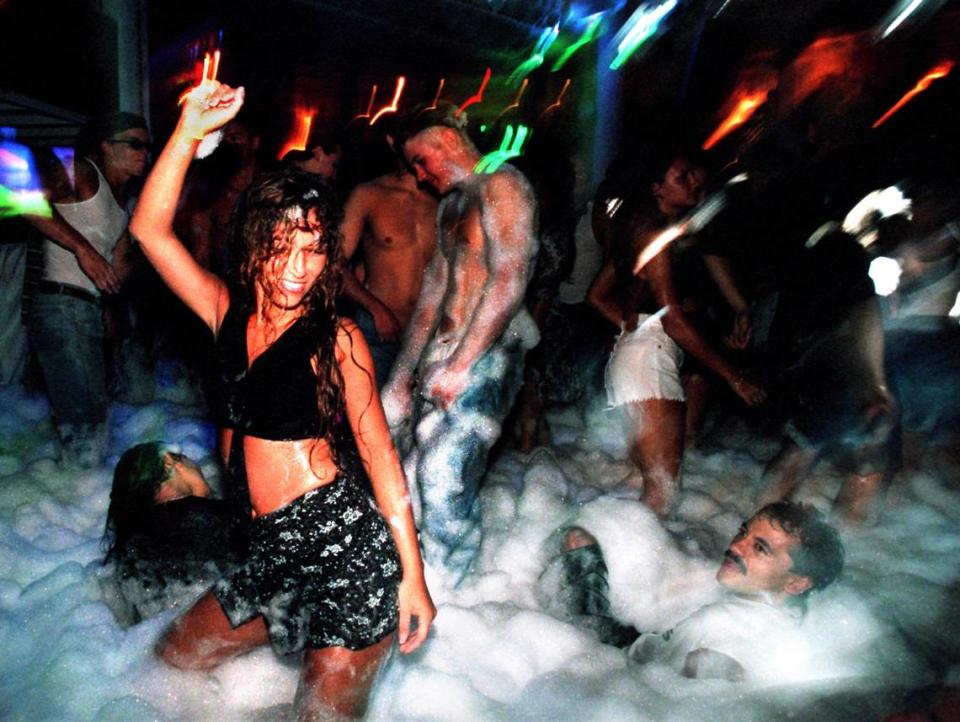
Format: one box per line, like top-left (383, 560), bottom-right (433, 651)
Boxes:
top-left (509, 25), bottom-right (559, 86)
top-left (609, 0), bottom-right (677, 71)
top-left (474, 124), bottom-right (531, 174)
top-left (552, 15), bottom-right (602, 71)
top-left (0, 186), bottom-right (51, 219)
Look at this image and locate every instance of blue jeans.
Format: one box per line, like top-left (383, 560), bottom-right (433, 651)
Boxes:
top-left (351, 307), bottom-right (400, 391)
top-left (28, 292), bottom-right (109, 465)
top-left (403, 339), bottom-right (526, 585)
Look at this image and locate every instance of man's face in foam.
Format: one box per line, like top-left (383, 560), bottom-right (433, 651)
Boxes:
top-left (716, 514), bottom-right (813, 601)
top-left (403, 128), bottom-right (458, 194)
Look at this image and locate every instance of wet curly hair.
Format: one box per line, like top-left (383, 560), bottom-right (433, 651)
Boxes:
top-left (103, 441), bottom-right (171, 562)
top-left (237, 169), bottom-right (354, 469)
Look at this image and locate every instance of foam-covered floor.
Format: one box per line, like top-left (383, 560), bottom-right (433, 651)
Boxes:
top-left (1, 381), bottom-right (958, 721)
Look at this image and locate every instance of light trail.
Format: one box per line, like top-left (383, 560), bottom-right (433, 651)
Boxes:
top-left (702, 90), bottom-right (769, 150)
top-left (872, 61), bottom-right (954, 128)
top-left (370, 76), bottom-right (406, 125)
top-left (457, 67), bottom-right (492, 116)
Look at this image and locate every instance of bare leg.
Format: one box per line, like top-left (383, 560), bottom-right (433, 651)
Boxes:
top-left (296, 635), bottom-right (394, 722)
top-left (757, 442), bottom-right (818, 507)
top-left (682, 373), bottom-right (710, 448)
top-left (834, 471), bottom-right (885, 526)
top-left (629, 399), bottom-right (685, 516)
top-left (156, 591), bottom-right (269, 670)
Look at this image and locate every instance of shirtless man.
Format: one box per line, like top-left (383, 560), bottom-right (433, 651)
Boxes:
top-left (382, 103), bottom-right (539, 585)
top-left (340, 152), bottom-right (438, 389)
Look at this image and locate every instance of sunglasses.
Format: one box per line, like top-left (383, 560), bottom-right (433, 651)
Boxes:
top-left (107, 138), bottom-right (153, 151)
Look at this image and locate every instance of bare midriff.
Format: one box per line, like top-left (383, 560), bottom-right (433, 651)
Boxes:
top-left (221, 428), bottom-right (340, 516)
top-left (244, 436), bottom-right (339, 515)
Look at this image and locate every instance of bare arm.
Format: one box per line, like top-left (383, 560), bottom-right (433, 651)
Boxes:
top-left (447, 171), bottom-right (537, 372)
top-left (337, 321), bottom-right (435, 652)
top-left (646, 241), bottom-right (765, 406)
top-left (380, 237), bottom-right (448, 426)
top-left (704, 254), bottom-right (752, 349)
top-left (586, 259), bottom-right (625, 328)
top-left (110, 230), bottom-right (136, 284)
top-left (129, 82), bottom-right (243, 333)
top-left (388, 214), bottom-right (449, 380)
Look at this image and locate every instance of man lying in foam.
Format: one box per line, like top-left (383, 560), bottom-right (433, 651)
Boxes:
top-left (540, 500), bottom-right (844, 683)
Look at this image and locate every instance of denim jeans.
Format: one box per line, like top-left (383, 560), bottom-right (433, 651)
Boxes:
top-left (350, 307), bottom-right (400, 391)
top-left (28, 292), bottom-right (109, 465)
top-left (402, 339), bottom-right (526, 586)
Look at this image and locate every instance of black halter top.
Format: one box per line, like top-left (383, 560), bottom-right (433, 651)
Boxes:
top-left (213, 297), bottom-right (329, 441)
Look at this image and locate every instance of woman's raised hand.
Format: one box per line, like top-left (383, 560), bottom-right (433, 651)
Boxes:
top-left (179, 81), bottom-right (245, 141)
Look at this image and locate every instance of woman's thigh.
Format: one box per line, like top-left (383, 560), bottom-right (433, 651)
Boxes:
top-left (297, 635), bottom-right (395, 720)
top-left (157, 591), bottom-right (269, 669)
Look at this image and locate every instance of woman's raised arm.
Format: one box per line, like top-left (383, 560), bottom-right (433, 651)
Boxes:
top-left (129, 82), bottom-right (244, 333)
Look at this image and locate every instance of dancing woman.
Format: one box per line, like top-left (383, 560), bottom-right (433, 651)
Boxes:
top-left (130, 81), bottom-right (434, 721)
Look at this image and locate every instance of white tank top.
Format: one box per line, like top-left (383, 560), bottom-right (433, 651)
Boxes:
top-left (42, 161), bottom-right (128, 296)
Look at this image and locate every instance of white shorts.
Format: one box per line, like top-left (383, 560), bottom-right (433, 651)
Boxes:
top-left (605, 310), bottom-right (685, 407)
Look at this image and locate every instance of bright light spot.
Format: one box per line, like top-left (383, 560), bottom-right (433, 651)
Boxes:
top-left (949, 291), bottom-right (960, 319)
top-left (634, 224), bottom-right (683, 274)
top-left (702, 91), bottom-right (769, 150)
top-left (882, 0), bottom-right (925, 38)
top-left (843, 186), bottom-right (912, 239)
top-left (605, 197), bottom-right (623, 218)
top-left (869, 256), bottom-right (902, 296)
top-left (610, 0), bottom-right (678, 71)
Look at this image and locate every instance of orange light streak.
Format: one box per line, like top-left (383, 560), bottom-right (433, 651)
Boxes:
top-left (352, 85), bottom-right (378, 122)
top-left (456, 67), bottom-right (492, 117)
top-left (872, 61), bottom-right (954, 128)
top-left (427, 78), bottom-right (445, 111)
top-left (370, 76), bottom-right (407, 126)
top-left (496, 78), bottom-right (528, 121)
top-left (278, 109), bottom-right (315, 159)
top-left (539, 78), bottom-right (571, 119)
top-left (178, 50), bottom-right (221, 105)
top-left (702, 90), bottom-right (769, 150)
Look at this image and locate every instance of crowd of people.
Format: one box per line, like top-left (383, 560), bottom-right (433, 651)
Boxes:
top-left (1, 58), bottom-right (958, 719)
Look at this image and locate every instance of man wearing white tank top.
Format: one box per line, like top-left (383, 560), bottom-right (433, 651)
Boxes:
top-left (26, 113), bottom-right (149, 467)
